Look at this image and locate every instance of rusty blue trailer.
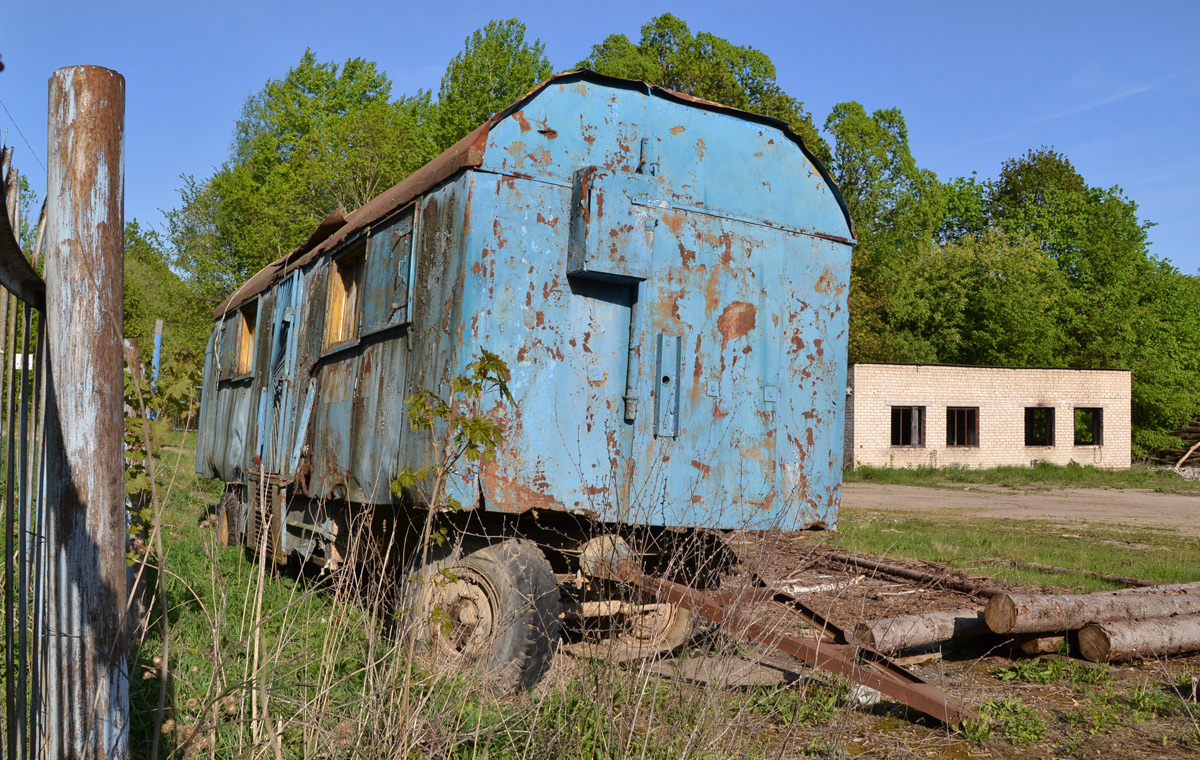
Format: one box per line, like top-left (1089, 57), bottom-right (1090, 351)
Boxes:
top-left (196, 70), bottom-right (854, 683)
top-left (198, 69), bottom-right (852, 528)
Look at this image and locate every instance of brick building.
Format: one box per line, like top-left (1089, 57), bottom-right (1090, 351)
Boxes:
top-left (844, 363), bottom-right (1132, 470)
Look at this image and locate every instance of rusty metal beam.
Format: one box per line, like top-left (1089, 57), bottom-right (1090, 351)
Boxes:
top-left (43, 65), bottom-right (128, 760)
top-left (627, 570), bottom-right (976, 726)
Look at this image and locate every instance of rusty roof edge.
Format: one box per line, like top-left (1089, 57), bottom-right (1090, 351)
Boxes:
top-left (214, 121), bottom-right (493, 318)
top-left (213, 208), bottom-right (348, 318)
top-left (215, 69), bottom-right (856, 319)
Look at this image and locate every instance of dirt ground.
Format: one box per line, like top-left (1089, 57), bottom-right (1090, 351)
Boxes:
top-left (634, 501), bottom-right (1200, 759)
top-left (841, 482), bottom-right (1200, 536)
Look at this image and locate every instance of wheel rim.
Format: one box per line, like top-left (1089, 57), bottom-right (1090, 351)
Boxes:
top-left (216, 509), bottom-right (230, 546)
top-left (419, 567), bottom-right (498, 662)
top-left (623, 603), bottom-right (684, 647)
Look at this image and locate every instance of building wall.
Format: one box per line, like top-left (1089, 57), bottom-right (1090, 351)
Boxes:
top-left (845, 364), bottom-right (1132, 470)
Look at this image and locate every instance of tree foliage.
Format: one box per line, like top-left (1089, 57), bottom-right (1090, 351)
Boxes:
top-left (824, 102), bottom-right (945, 362)
top-left (168, 50), bottom-right (436, 304)
top-left (579, 14), bottom-right (828, 162)
top-left (124, 220), bottom-right (208, 363)
top-left (434, 19), bottom-right (553, 151)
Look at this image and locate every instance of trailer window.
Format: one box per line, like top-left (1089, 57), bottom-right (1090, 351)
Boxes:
top-left (890, 406), bottom-right (925, 447)
top-left (1074, 407), bottom-right (1103, 446)
top-left (236, 302), bottom-right (257, 375)
top-left (325, 246), bottom-right (365, 347)
top-left (946, 407), bottom-right (978, 447)
top-left (1025, 407), bottom-right (1054, 446)
top-left (360, 208), bottom-right (415, 334)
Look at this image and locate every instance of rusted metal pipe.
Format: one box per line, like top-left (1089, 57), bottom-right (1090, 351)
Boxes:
top-left (43, 65), bottom-right (128, 760)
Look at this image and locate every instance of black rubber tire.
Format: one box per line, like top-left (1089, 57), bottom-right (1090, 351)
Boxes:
top-left (216, 486), bottom-right (245, 547)
top-left (400, 537), bottom-right (561, 692)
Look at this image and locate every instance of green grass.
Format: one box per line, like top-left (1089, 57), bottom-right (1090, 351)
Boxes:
top-left (844, 461), bottom-right (1200, 493)
top-left (826, 511), bottom-right (1200, 591)
top-left (134, 447), bottom-right (796, 759)
top-left (135, 444), bottom-right (1200, 758)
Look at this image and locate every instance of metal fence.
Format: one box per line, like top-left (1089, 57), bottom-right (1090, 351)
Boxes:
top-left (0, 65), bottom-right (128, 760)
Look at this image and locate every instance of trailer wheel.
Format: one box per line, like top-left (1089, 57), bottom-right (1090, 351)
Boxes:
top-left (400, 538), bottom-right (561, 691)
top-left (606, 600), bottom-right (698, 661)
top-left (216, 486), bottom-right (245, 547)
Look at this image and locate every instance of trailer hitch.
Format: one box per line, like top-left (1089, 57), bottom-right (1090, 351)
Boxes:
top-left (585, 541), bottom-right (976, 726)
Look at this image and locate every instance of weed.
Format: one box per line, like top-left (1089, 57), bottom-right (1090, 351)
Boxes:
top-left (1122, 681), bottom-right (1183, 720)
top-left (981, 696), bottom-right (1046, 746)
top-left (749, 678), bottom-right (848, 728)
top-left (992, 656), bottom-right (1112, 688)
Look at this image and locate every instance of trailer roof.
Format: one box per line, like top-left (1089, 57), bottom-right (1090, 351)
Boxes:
top-left (213, 69), bottom-right (854, 319)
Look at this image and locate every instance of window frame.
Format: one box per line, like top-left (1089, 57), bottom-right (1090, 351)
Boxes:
top-left (1073, 407), bottom-right (1104, 447)
top-left (1024, 406), bottom-right (1055, 447)
top-left (324, 241), bottom-right (367, 350)
top-left (234, 300), bottom-right (258, 377)
top-left (890, 406), bottom-right (926, 448)
top-left (945, 406), bottom-right (979, 447)
top-left (358, 205), bottom-right (417, 339)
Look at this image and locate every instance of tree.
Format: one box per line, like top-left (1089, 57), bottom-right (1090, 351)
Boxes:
top-left (934, 147), bottom-right (1200, 453)
top-left (579, 14), bottom-right (829, 162)
top-left (434, 19), bottom-right (553, 151)
top-left (168, 50), bottom-right (435, 305)
top-left (124, 220), bottom-right (208, 362)
top-left (891, 230), bottom-right (1066, 367)
top-left (823, 102), bottom-right (945, 362)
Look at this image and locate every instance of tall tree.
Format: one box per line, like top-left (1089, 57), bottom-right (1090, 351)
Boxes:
top-left (168, 50), bottom-right (434, 304)
top-left (434, 19), bottom-right (553, 151)
top-left (579, 14), bottom-right (829, 162)
top-left (823, 102), bottom-right (944, 362)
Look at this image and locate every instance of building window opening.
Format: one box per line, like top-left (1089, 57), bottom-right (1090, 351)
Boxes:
top-left (326, 247), bottom-right (365, 347)
top-left (946, 407), bottom-right (979, 447)
top-left (1074, 407), bottom-right (1103, 446)
top-left (236, 302), bottom-right (257, 376)
top-left (1025, 407), bottom-right (1055, 447)
top-left (890, 406), bottom-right (925, 447)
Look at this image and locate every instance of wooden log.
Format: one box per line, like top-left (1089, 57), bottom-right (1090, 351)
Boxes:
top-left (985, 583), bottom-right (1200, 634)
top-left (824, 552), bottom-right (1003, 598)
top-left (1078, 614), bottom-right (1200, 662)
top-left (853, 609), bottom-right (987, 651)
top-left (1176, 439), bottom-right (1200, 468)
top-left (1013, 635), bottom-right (1066, 655)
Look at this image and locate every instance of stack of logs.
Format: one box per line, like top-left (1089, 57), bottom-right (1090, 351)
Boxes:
top-left (833, 553), bottom-right (1200, 663)
top-left (1147, 419), bottom-right (1200, 467)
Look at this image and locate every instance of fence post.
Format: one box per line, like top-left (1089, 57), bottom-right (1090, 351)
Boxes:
top-left (43, 65), bottom-right (128, 760)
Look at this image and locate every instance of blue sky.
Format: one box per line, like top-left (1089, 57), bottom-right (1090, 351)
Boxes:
top-left (4, 1), bottom-right (1198, 273)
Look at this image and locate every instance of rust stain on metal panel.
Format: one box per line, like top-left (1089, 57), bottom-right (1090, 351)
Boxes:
top-left (814, 265), bottom-right (844, 295)
top-left (512, 110), bottom-right (532, 131)
top-left (480, 467), bottom-right (564, 514)
top-left (716, 302), bottom-right (757, 347)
